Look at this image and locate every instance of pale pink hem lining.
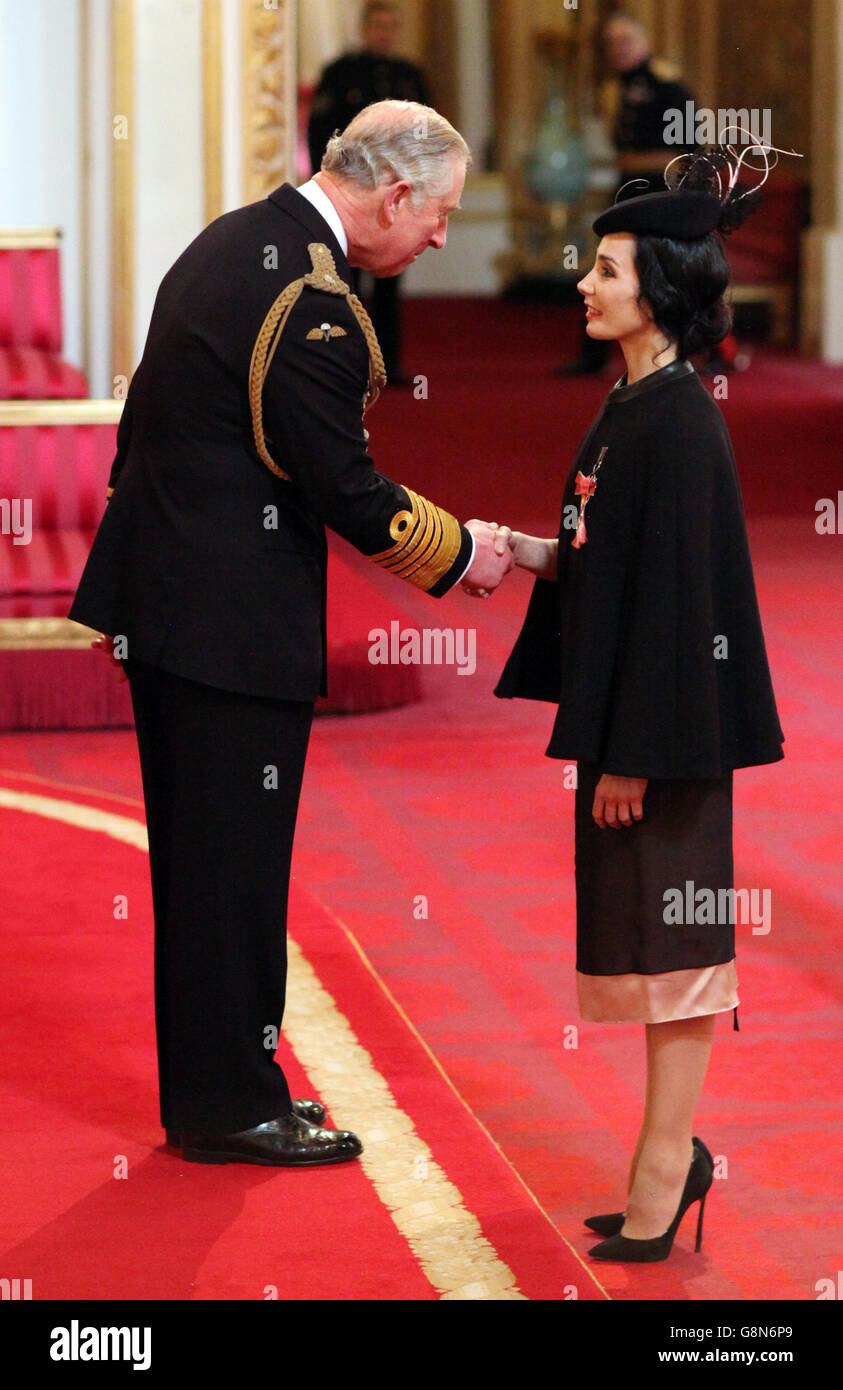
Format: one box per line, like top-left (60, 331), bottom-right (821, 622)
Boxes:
top-left (577, 959), bottom-right (739, 1024)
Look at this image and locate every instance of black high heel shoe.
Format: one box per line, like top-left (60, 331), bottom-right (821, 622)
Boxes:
top-left (584, 1211), bottom-right (625, 1237)
top-left (584, 1137), bottom-right (709, 1239)
top-left (587, 1137), bottom-right (714, 1262)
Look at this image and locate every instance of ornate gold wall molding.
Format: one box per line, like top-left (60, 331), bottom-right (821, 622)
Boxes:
top-left (111, 0), bottom-right (134, 384)
top-left (242, 0), bottom-right (296, 200)
top-left (203, 0), bottom-right (224, 224)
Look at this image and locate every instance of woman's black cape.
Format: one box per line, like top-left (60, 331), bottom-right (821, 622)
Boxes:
top-left (494, 364), bottom-right (785, 780)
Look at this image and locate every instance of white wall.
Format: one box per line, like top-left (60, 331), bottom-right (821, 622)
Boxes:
top-left (0, 0), bottom-right (211, 389)
top-left (85, 0), bottom-right (114, 398)
top-left (221, 0), bottom-right (243, 214)
top-left (452, 0), bottom-right (494, 173)
top-left (0, 0), bottom-right (84, 373)
top-left (401, 175), bottom-right (509, 295)
top-left (133, 0), bottom-right (204, 366)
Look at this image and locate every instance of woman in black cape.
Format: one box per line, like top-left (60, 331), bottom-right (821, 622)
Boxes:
top-left (478, 151), bottom-right (785, 1263)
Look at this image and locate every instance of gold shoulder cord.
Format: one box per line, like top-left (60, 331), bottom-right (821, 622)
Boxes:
top-left (248, 242), bottom-right (387, 481)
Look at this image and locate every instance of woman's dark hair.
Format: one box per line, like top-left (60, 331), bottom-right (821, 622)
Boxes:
top-left (633, 231), bottom-right (733, 360)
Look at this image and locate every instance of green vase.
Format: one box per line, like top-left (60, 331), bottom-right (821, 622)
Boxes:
top-left (527, 74), bottom-right (589, 204)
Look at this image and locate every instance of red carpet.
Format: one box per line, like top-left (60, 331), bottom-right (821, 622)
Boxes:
top-left (286, 513), bottom-right (841, 1303)
top-left (1, 300), bottom-right (840, 1303)
top-left (370, 298), bottom-right (843, 528)
top-left (0, 773), bottom-right (598, 1301)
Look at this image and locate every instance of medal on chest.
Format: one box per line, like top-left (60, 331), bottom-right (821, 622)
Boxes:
top-left (571, 446), bottom-right (608, 548)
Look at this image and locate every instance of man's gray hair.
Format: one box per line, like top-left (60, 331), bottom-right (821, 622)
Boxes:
top-left (321, 100), bottom-right (471, 208)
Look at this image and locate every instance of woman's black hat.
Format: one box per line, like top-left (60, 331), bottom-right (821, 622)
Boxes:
top-left (593, 189), bottom-right (723, 239)
top-left (592, 136), bottom-right (801, 242)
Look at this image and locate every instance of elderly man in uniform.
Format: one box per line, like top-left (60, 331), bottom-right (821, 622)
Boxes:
top-left (307, 1), bottom-right (432, 385)
top-left (69, 100), bottom-right (511, 1167)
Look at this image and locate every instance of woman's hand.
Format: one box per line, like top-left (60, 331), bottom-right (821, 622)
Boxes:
top-left (509, 532), bottom-right (558, 580)
top-left (592, 774), bottom-right (648, 828)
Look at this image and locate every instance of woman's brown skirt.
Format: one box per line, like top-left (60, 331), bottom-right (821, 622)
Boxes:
top-left (574, 761), bottom-right (739, 1024)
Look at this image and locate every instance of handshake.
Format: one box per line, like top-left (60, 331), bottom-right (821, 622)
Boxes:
top-left (460, 521), bottom-right (558, 596)
top-left (461, 516), bottom-right (566, 597)
top-left (460, 519), bottom-right (517, 599)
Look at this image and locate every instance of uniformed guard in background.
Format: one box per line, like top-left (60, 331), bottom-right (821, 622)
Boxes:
top-left (70, 101), bottom-right (512, 1169)
top-left (558, 10), bottom-right (697, 375)
top-left (308, 1), bottom-right (432, 385)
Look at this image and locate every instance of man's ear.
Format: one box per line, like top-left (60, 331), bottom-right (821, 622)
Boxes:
top-left (381, 180), bottom-right (413, 225)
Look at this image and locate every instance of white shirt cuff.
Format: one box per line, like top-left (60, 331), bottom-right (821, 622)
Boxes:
top-left (454, 531), bottom-right (475, 586)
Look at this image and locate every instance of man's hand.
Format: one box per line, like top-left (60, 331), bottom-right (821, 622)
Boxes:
top-left (592, 774), bottom-right (648, 828)
top-left (91, 633), bottom-right (128, 683)
top-left (461, 520), bottom-right (514, 598)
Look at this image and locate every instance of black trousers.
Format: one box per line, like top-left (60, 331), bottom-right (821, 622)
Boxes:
top-left (125, 658), bottom-right (314, 1133)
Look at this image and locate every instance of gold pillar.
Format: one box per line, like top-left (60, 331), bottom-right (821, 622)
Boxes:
top-left (685, 0), bottom-right (719, 107)
top-left (203, 0), bottom-right (223, 225)
top-left (656, 0), bottom-right (682, 66)
top-left (111, 0), bottom-right (134, 383)
top-left (629, 0), bottom-right (657, 37)
top-left (424, 0), bottom-right (458, 123)
top-left (811, 0), bottom-right (838, 228)
top-left (398, 0), bottom-right (427, 63)
top-left (802, 0), bottom-right (840, 353)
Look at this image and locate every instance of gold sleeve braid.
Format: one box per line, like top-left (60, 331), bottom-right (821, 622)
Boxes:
top-left (369, 486), bottom-right (465, 592)
top-left (248, 242), bottom-right (387, 481)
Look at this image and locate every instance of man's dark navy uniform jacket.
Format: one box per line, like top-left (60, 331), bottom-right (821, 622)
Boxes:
top-left (69, 184), bottom-right (472, 697)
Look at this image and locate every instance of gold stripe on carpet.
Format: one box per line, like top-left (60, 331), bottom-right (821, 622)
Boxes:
top-left (324, 909), bottom-right (611, 1301)
top-left (284, 937), bottom-right (526, 1300)
top-left (0, 787), bottom-right (149, 850)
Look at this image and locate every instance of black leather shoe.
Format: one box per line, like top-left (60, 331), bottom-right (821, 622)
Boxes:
top-left (172, 1112), bottom-right (363, 1166)
top-left (584, 1137), bottom-right (710, 1239)
top-left (165, 1097), bottom-right (325, 1148)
